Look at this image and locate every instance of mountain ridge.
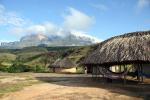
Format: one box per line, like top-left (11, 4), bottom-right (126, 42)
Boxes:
top-left (0, 32), bottom-right (100, 49)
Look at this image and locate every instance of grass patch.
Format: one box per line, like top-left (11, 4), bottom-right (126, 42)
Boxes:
top-left (0, 84), bottom-right (22, 94)
top-left (25, 77), bottom-right (34, 80)
top-left (0, 77), bottom-right (6, 79)
top-left (0, 80), bottom-right (41, 98)
top-left (0, 94), bottom-right (4, 98)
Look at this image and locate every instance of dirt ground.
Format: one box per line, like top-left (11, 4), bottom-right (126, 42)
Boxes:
top-left (0, 73), bottom-right (150, 100)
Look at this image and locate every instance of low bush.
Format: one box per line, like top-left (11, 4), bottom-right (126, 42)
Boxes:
top-left (0, 62), bottom-right (49, 73)
top-left (8, 63), bottom-right (31, 73)
top-left (0, 65), bottom-right (9, 72)
top-left (34, 65), bottom-right (48, 73)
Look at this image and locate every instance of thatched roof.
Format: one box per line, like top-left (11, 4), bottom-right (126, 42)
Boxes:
top-left (50, 58), bottom-right (76, 68)
top-left (83, 31), bottom-right (150, 66)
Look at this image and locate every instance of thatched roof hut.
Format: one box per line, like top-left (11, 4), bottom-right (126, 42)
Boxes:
top-left (83, 31), bottom-right (150, 66)
top-left (50, 58), bottom-right (76, 68)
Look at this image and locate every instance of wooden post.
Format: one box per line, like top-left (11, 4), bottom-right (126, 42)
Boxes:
top-left (96, 66), bottom-right (98, 78)
top-left (97, 66), bottom-right (99, 77)
top-left (139, 64), bottom-right (141, 82)
top-left (92, 66), bottom-right (94, 78)
top-left (140, 64), bottom-right (144, 83)
top-left (123, 65), bottom-right (126, 85)
top-left (53, 67), bottom-right (55, 73)
top-left (96, 66), bottom-right (99, 79)
top-left (141, 64), bottom-right (144, 82)
top-left (103, 67), bottom-right (104, 78)
top-left (137, 64), bottom-right (140, 82)
top-left (95, 66), bottom-right (97, 78)
top-left (121, 65), bottom-right (122, 72)
top-left (123, 74), bottom-right (126, 85)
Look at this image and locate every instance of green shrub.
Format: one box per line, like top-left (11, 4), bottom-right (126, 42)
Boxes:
top-left (0, 62), bottom-right (49, 73)
top-left (0, 65), bottom-right (9, 72)
top-left (34, 65), bottom-right (47, 73)
top-left (8, 63), bottom-right (30, 73)
top-left (28, 66), bottom-right (36, 72)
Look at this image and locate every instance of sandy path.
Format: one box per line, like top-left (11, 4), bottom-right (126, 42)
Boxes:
top-left (0, 73), bottom-right (147, 100)
top-left (1, 82), bottom-right (142, 100)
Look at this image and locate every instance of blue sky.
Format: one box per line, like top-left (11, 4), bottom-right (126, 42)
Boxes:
top-left (0, 0), bottom-right (150, 42)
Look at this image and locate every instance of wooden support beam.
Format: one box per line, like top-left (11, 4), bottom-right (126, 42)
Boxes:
top-left (119, 65), bottom-right (121, 72)
top-left (96, 66), bottom-right (98, 78)
top-left (137, 64), bottom-right (140, 82)
top-left (92, 66), bottom-right (94, 78)
top-left (140, 64), bottom-right (144, 83)
top-left (138, 64), bottom-right (142, 83)
top-left (123, 65), bottom-right (127, 85)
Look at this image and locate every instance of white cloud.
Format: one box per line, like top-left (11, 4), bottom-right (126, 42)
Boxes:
top-left (0, 4), bottom-right (26, 26)
top-left (27, 25), bottom-right (47, 34)
top-left (137, 0), bottom-right (150, 12)
top-left (6, 6), bottom-right (100, 42)
top-left (63, 7), bottom-right (94, 31)
top-left (11, 22), bottom-right (101, 43)
top-left (11, 22), bottom-right (58, 36)
top-left (71, 30), bottom-right (102, 43)
top-left (90, 3), bottom-right (108, 11)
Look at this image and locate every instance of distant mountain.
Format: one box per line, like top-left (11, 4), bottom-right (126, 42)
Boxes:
top-left (0, 32), bottom-right (100, 49)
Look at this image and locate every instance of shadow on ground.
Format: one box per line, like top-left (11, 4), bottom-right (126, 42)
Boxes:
top-left (35, 75), bottom-right (150, 100)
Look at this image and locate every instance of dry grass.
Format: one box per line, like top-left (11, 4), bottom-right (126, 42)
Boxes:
top-left (0, 73), bottom-right (41, 98)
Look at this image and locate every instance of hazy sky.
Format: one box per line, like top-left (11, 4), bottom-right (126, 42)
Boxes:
top-left (0, 0), bottom-right (150, 42)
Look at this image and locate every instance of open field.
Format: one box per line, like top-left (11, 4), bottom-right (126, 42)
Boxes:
top-left (0, 73), bottom-right (150, 100)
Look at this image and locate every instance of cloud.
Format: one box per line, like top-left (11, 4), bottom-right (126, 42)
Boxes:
top-left (0, 4), bottom-right (26, 26)
top-left (90, 3), bottom-right (108, 11)
top-left (11, 21), bottom-right (101, 42)
top-left (11, 7), bottom-right (95, 36)
top-left (7, 6), bottom-right (100, 42)
top-left (63, 7), bottom-right (94, 31)
top-left (137, 0), bottom-right (150, 12)
top-left (26, 22), bottom-right (59, 36)
top-left (71, 30), bottom-right (102, 43)
top-left (11, 22), bottom-right (58, 36)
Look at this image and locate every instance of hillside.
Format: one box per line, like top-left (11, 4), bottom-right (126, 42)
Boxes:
top-left (61, 45), bottom-right (98, 64)
top-left (0, 45), bottom-right (98, 72)
top-left (0, 53), bottom-right (16, 66)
